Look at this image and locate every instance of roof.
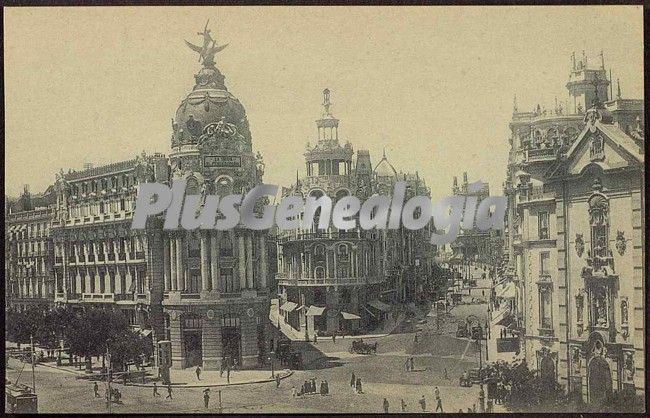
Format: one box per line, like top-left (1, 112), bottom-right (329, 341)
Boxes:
top-left (374, 150), bottom-right (398, 178)
top-left (305, 306), bottom-right (326, 316)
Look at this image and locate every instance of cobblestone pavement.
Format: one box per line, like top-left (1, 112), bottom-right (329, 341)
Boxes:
top-left (6, 302), bottom-right (496, 414)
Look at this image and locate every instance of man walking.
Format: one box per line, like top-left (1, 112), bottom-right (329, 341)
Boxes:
top-left (276, 374), bottom-right (281, 388)
top-left (196, 365), bottom-right (202, 381)
top-left (203, 388), bottom-right (210, 409)
top-left (383, 398), bottom-right (390, 413)
top-left (419, 395), bottom-right (426, 412)
top-left (350, 371), bottom-right (356, 388)
top-left (332, 333), bottom-right (336, 344)
top-left (153, 382), bottom-right (161, 397)
top-left (93, 382), bottom-right (100, 398)
top-left (444, 368), bottom-right (449, 380)
top-left (166, 384), bottom-right (173, 400)
top-left (435, 386), bottom-right (443, 412)
top-left (401, 398), bottom-right (407, 412)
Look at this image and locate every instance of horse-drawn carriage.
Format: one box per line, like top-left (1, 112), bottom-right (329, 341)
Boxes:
top-left (348, 339), bottom-right (377, 355)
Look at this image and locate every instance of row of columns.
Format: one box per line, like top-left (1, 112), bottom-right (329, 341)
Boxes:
top-left (163, 231), bottom-right (268, 293)
top-left (17, 276), bottom-right (49, 298)
top-left (55, 265), bottom-right (144, 295)
top-left (55, 237), bottom-right (144, 261)
top-left (283, 246), bottom-right (364, 279)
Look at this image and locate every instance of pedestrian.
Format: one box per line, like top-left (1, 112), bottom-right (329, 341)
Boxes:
top-left (356, 377), bottom-right (363, 394)
top-left (324, 380), bottom-right (329, 395)
top-left (93, 382), bottom-right (100, 398)
top-left (276, 374), bottom-right (281, 388)
top-left (444, 368), bottom-right (449, 380)
top-left (332, 333), bottom-right (336, 344)
top-left (311, 377), bottom-right (317, 393)
top-left (166, 384), bottom-right (173, 400)
top-left (153, 382), bottom-right (161, 397)
top-left (487, 398), bottom-right (493, 413)
top-left (303, 380), bottom-right (309, 395)
top-left (219, 361), bottom-right (224, 378)
top-left (226, 365), bottom-right (231, 384)
top-left (350, 371), bottom-right (356, 388)
top-left (196, 365), bottom-right (201, 381)
top-left (401, 398), bottom-right (407, 412)
top-left (414, 334), bottom-right (419, 344)
top-left (203, 388), bottom-right (210, 409)
top-left (419, 395), bottom-right (426, 412)
top-left (320, 380), bottom-right (326, 396)
top-left (314, 331), bottom-right (318, 344)
top-left (292, 385), bottom-right (297, 397)
top-left (383, 398), bottom-right (390, 413)
top-left (410, 357), bottom-right (415, 371)
top-left (435, 388), bottom-right (443, 412)
top-left (405, 358), bottom-right (410, 372)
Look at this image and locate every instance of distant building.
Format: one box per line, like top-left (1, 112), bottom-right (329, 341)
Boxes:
top-left (5, 185), bottom-right (57, 310)
top-left (502, 52), bottom-right (645, 402)
top-left (449, 173), bottom-right (502, 265)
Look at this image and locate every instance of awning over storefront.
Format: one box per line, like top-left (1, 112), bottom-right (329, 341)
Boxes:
top-left (492, 307), bottom-right (513, 327)
top-left (140, 329), bottom-right (152, 337)
top-left (496, 282), bottom-right (516, 299)
top-left (280, 301), bottom-right (298, 312)
top-left (367, 299), bottom-right (391, 312)
top-left (306, 306), bottom-right (326, 316)
top-left (340, 311), bottom-right (361, 320)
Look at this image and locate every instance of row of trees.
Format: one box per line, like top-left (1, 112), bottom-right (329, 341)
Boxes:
top-left (6, 305), bottom-right (152, 372)
top-left (482, 359), bottom-right (644, 413)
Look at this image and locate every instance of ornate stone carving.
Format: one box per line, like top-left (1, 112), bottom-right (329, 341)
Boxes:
top-left (575, 233), bottom-right (584, 257)
top-left (615, 230), bottom-right (626, 256)
top-left (571, 346), bottom-right (581, 375)
top-left (623, 351), bottom-right (634, 381)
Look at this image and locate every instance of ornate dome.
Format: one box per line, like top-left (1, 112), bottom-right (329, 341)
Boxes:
top-left (374, 150), bottom-right (398, 178)
top-left (171, 53), bottom-right (252, 150)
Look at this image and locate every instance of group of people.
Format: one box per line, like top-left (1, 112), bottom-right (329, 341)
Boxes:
top-left (294, 377), bottom-right (330, 397)
top-left (93, 382), bottom-right (122, 404)
top-left (350, 371), bottom-right (363, 394)
top-left (382, 390), bottom-right (443, 413)
top-left (404, 357), bottom-right (416, 372)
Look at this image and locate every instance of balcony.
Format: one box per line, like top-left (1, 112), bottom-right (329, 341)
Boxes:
top-left (582, 249), bottom-right (617, 281)
top-left (276, 275), bottom-right (384, 287)
top-left (114, 293), bottom-right (134, 302)
top-left (81, 293), bottom-right (115, 302)
top-left (517, 186), bottom-right (556, 204)
top-left (279, 230), bottom-right (362, 243)
top-left (496, 337), bottom-right (520, 353)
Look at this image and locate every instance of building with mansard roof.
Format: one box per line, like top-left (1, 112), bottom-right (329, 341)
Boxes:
top-left (500, 52), bottom-right (644, 403)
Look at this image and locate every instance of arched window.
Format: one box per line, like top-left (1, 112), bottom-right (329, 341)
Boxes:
top-left (111, 177), bottom-right (118, 189)
top-left (337, 243), bottom-right (350, 261)
top-left (314, 266), bottom-right (325, 279)
top-left (314, 244), bottom-right (325, 260)
top-left (588, 192), bottom-right (609, 263)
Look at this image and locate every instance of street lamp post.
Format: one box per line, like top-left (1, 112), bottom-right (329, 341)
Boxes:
top-left (269, 351), bottom-right (275, 379)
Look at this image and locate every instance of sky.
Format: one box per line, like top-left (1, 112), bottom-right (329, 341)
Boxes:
top-left (4, 6), bottom-right (644, 200)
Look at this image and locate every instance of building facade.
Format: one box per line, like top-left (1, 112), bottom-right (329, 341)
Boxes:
top-left (276, 90), bottom-right (435, 337)
top-left (450, 173), bottom-right (503, 265)
top-left (502, 52), bottom-right (645, 402)
top-left (5, 186), bottom-right (57, 310)
top-left (40, 28), bottom-right (273, 371)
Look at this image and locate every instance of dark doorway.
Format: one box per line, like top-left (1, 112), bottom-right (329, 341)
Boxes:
top-left (222, 327), bottom-right (241, 366)
top-left (183, 331), bottom-right (202, 368)
top-left (588, 356), bottom-right (612, 405)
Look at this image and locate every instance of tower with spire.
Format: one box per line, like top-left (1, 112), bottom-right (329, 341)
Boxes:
top-left (566, 50), bottom-right (610, 114)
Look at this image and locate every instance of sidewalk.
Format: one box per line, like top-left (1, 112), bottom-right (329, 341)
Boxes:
top-left (130, 368), bottom-right (294, 388)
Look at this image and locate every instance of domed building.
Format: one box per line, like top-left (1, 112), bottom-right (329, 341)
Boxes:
top-left (275, 90), bottom-right (436, 337)
top-left (159, 27), bottom-right (272, 371)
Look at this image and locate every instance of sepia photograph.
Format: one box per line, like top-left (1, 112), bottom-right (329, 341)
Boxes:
top-left (3, 4), bottom-right (645, 414)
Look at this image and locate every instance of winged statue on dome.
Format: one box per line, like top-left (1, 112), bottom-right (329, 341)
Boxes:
top-left (185, 20), bottom-right (229, 66)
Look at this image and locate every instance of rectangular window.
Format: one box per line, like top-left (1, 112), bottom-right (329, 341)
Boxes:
top-left (540, 252), bottom-right (550, 276)
top-left (187, 269), bottom-right (200, 293)
top-left (538, 211), bottom-right (549, 239)
top-left (221, 268), bottom-right (236, 293)
top-left (539, 287), bottom-right (553, 330)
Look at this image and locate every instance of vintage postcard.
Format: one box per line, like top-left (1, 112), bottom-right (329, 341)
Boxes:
top-left (4, 5), bottom-right (645, 414)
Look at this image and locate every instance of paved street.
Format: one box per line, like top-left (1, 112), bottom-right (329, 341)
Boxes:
top-left (6, 301), bottom-right (492, 414)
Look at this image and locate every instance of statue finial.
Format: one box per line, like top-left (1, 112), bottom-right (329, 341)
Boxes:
top-left (185, 21), bottom-right (229, 67)
top-left (322, 88), bottom-right (331, 115)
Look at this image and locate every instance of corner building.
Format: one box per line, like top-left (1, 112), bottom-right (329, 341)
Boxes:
top-left (502, 53), bottom-right (645, 402)
top-left (161, 46), bottom-right (270, 370)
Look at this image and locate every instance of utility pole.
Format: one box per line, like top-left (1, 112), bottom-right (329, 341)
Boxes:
top-left (30, 334), bottom-right (36, 394)
top-left (106, 348), bottom-right (112, 414)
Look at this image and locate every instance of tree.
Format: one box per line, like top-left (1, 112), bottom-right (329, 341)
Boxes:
top-left (6, 305), bottom-right (48, 348)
